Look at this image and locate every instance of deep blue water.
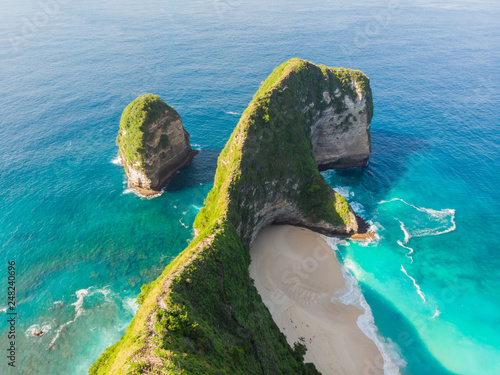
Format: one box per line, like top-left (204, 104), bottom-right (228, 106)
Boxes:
top-left (1, 0), bottom-right (499, 374)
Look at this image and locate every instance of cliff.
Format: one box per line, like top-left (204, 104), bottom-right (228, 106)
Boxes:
top-left (312, 75), bottom-right (372, 170)
top-left (117, 94), bottom-right (198, 196)
top-left (91, 58), bottom-right (373, 375)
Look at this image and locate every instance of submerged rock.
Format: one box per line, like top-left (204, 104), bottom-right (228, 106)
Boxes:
top-left (117, 94), bottom-right (198, 196)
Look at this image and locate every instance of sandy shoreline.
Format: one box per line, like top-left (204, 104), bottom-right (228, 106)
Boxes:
top-left (249, 225), bottom-right (385, 375)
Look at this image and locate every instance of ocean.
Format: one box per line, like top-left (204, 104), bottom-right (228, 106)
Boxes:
top-left (1, 0), bottom-right (499, 374)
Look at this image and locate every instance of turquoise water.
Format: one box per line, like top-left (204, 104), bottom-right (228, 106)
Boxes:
top-left (1, 0), bottom-right (499, 374)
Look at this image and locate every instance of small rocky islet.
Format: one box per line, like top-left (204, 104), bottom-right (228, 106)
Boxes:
top-left (117, 93), bottom-right (198, 197)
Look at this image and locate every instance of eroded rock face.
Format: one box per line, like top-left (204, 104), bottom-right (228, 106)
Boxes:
top-left (92, 59), bottom-right (374, 375)
top-left (246, 187), bottom-right (359, 243)
top-left (311, 77), bottom-right (372, 170)
top-left (218, 60), bottom-right (373, 242)
top-left (117, 94), bottom-right (198, 196)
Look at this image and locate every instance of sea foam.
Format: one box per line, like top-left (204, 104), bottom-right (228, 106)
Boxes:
top-left (122, 187), bottom-right (163, 199)
top-left (401, 265), bottom-right (427, 303)
top-left (397, 221), bottom-right (414, 263)
top-left (111, 156), bottom-right (123, 166)
top-left (25, 322), bottom-right (53, 338)
top-left (47, 287), bottom-right (112, 349)
top-left (122, 297), bottom-right (139, 315)
top-left (380, 199), bottom-right (456, 266)
top-left (191, 143), bottom-right (202, 150)
top-left (379, 198), bottom-right (456, 238)
top-left (179, 218), bottom-right (189, 228)
top-left (333, 185), bottom-right (355, 199)
top-left (323, 237), bottom-right (406, 375)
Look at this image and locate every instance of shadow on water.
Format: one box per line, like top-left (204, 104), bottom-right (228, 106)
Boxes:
top-left (329, 130), bottom-right (429, 211)
top-left (165, 148), bottom-right (221, 192)
top-left (360, 283), bottom-right (457, 375)
top-left (169, 130), bottom-right (426, 203)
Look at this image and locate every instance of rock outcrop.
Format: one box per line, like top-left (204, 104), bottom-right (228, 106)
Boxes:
top-left (196, 58), bottom-right (373, 243)
top-left (92, 59), bottom-right (373, 375)
top-left (311, 78), bottom-right (372, 169)
top-left (117, 94), bottom-right (198, 196)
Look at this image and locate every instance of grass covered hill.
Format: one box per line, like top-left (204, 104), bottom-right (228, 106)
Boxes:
top-left (90, 58), bottom-right (372, 375)
top-left (117, 93), bottom-right (173, 173)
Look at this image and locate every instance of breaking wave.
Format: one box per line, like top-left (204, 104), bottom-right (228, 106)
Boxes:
top-left (324, 237), bottom-right (406, 375)
top-left (48, 287), bottom-right (112, 349)
top-left (333, 186), bottom-right (355, 199)
top-left (111, 156), bottom-right (123, 166)
top-left (25, 322), bottom-right (53, 338)
top-left (122, 188), bottom-right (163, 199)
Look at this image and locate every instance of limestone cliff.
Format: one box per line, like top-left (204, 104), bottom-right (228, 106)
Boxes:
top-left (117, 94), bottom-right (198, 196)
top-left (311, 77), bottom-right (372, 169)
top-left (91, 59), bottom-right (373, 375)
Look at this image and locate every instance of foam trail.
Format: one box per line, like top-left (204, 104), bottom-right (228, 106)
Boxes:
top-left (398, 221), bottom-right (411, 243)
top-left (379, 198), bottom-right (456, 237)
top-left (414, 207), bottom-right (456, 237)
top-left (48, 287), bottom-right (111, 349)
top-left (397, 240), bottom-right (414, 263)
top-left (401, 265), bottom-right (426, 303)
top-left (397, 220), bottom-right (414, 262)
top-left (225, 111), bottom-right (240, 115)
top-left (323, 237), bottom-right (405, 374)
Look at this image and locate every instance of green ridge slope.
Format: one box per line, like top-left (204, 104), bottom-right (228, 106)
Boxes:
top-left (90, 58), bottom-right (372, 375)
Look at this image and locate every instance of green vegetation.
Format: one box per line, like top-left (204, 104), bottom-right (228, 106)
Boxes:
top-left (90, 59), bottom-right (372, 375)
top-left (292, 338), bottom-right (308, 363)
top-left (117, 94), bottom-right (172, 171)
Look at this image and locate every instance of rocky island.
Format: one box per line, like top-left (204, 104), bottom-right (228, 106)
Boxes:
top-left (91, 58), bottom-right (373, 374)
top-left (117, 94), bottom-right (198, 196)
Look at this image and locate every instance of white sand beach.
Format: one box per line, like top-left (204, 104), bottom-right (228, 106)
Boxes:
top-left (249, 225), bottom-right (385, 375)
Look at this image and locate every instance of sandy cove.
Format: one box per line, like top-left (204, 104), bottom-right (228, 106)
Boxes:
top-left (249, 225), bottom-right (385, 375)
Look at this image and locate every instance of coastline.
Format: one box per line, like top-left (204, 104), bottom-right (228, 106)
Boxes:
top-left (91, 59), bottom-right (374, 373)
top-left (249, 225), bottom-right (386, 375)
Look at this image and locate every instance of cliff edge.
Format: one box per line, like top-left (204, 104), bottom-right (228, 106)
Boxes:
top-left (91, 58), bottom-right (373, 375)
top-left (117, 94), bottom-right (198, 196)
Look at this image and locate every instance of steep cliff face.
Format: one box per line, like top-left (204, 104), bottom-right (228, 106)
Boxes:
top-left (194, 59), bottom-right (373, 242)
top-left (91, 59), bottom-right (373, 375)
top-left (311, 77), bottom-right (372, 169)
top-left (117, 94), bottom-right (198, 196)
